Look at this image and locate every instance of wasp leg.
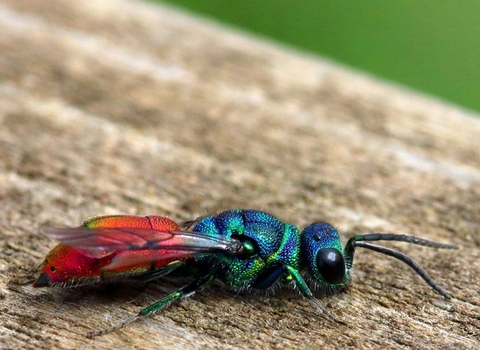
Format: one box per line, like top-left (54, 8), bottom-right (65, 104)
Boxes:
top-left (126, 261), bottom-right (187, 298)
top-left (285, 265), bottom-right (346, 326)
top-left (88, 272), bottom-right (215, 337)
top-left (134, 261), bottom-right (186, 282)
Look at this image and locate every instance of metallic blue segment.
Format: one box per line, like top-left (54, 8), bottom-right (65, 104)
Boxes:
top-left (243, 210), bottom-right (285, 258)
top-left (243, 210), bottom-right (284, 232)
top-left (213, 210), bottom-right (245, 237)
top-left (266, 224), bottom-right (301, 267)
top-left (300, 222), bottom-right (347, 285)
top-left (192, 216), bottom-right (219, 236)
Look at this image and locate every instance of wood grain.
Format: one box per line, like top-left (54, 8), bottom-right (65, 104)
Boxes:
top-left (0, 0), bottom-right (479, 349)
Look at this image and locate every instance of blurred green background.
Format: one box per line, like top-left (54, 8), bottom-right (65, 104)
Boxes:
top-left (156, 1), bottom-right (479, 114)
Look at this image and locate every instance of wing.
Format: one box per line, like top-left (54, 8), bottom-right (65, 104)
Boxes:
top-left (42, 226), bottom-right (243, 255)
top-left (42, 226), bottom-right (245, 273)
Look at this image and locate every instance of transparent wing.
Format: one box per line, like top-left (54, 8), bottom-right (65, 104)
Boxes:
top-left (42, 226), bottom-right (243, 255)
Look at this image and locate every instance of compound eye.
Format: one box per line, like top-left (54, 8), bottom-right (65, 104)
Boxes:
top-left (316, 248), bottom-right (345, 284)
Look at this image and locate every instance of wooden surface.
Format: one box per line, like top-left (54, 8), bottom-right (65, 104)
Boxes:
top-left (1, 0), bottom-right (479, 349)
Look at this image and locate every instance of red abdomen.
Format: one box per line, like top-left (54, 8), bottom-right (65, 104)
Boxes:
top-left (34, 215), bottom-right (182, 287)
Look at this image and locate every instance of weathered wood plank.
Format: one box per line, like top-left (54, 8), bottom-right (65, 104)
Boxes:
top-left (0, 0), bottom-right (478, 349)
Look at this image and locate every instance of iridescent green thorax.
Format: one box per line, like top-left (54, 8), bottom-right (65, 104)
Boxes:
top-left (193, 209), bottom-right (301, 289)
